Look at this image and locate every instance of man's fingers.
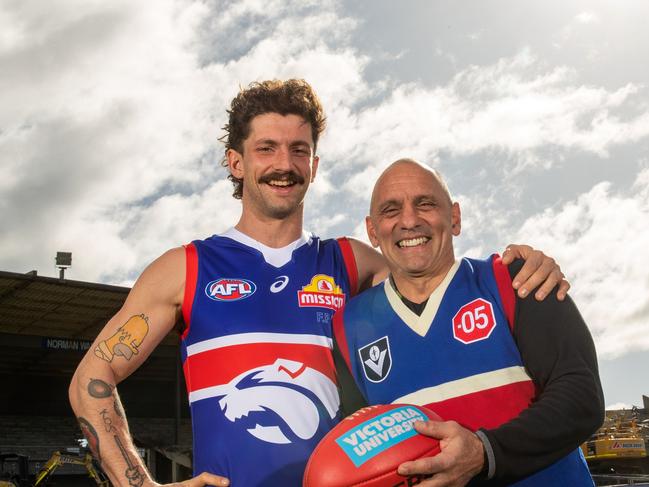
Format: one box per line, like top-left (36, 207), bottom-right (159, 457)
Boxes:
top-left (398, 454), bottom-right (445, 477)
top-left (510, 251), bottom-right (544, 296)
top-left (504, 245), bottom-right (570, 301)
top-left (413, 419), bottom-right (459, 439)
top-left (397, 421), bottom-right (445, 476)
top-left (182, 472), bottom-right (229, 486)
top-left (556, 278), bottom-right (570, 301)
top-left (400, 420), bottom-right (483, 487)
top-left (398, 420), bottom-right (456, 476)
top-left (523, 257), bottom-right (558, 300)
top-left (532, 267), bottom-right (564, 301)
top-left (501, 244), bottom-right (532, 265)
top-left (514, 253), bottom-right (564, 299)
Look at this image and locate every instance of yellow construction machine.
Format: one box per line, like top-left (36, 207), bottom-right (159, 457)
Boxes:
top-left (582, 412), bottom-right (647, 461)
top-left (33, 450), bottom-right (109, 486)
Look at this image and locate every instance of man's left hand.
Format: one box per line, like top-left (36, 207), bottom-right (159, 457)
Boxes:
top-left (397, 420), bottom-right (484, 487)
top-left (501, 244), bottom-right (570, 301)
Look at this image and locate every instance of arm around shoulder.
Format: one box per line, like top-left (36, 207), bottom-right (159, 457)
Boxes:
top-left (346, 238), bottom-right (388, 291)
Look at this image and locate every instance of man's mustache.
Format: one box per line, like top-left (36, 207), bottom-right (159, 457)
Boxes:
top-left (258, 171), bottom-right (305, 185)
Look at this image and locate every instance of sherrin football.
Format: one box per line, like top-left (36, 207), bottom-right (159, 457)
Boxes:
top-left (303, 404), bottom-right (442, 487)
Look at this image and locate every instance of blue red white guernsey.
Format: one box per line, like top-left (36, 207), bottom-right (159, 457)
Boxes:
top-left (334, 256), bottom-right (593, 486)
top-left (181, 229), bottom-right (357, 486)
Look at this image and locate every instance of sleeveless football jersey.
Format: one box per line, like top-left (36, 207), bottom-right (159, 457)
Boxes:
top-left (182, 230), bottom-right (357, 486)
top-left (334, 256), bottom-right (593, 486)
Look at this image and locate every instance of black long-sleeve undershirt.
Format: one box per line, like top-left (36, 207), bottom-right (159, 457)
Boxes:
top-left (480, 260), bottom-right (604, 481)
top-left (333, 259), bottom-right (604, 482)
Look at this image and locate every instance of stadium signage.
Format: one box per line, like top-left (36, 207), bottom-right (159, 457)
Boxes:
top-left (42, 337), bottom-right (92, 351)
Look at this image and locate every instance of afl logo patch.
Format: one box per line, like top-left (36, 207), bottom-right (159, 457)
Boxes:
top-left (205, 278), bottom-right (256, 301)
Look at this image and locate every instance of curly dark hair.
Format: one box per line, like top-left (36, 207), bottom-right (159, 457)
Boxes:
top-left (220, 79), bottom-right (326, 199)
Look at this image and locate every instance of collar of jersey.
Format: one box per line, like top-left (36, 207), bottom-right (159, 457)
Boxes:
top-left (220, 227), bottom-right (313, 268)
top-left (383, 260), bottom-right (461, 337)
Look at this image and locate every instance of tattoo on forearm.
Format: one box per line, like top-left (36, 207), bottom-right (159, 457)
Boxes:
top-left (114, 435), bottom-right (145, 487)
top-left (114, 398), bottom-right (125, 419)
top-left (78, 417), bottom-right (101, 464)
top-left (94, 314), bottom-right (150, 363)
top-left (88, 378), bottom-right (114, 398)
top-left (100, 408), bottom-right (116, 433)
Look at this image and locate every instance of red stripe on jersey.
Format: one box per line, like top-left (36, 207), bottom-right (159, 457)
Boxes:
top-left (181, 243), bottom-right (198, 339)
top-left (424, 380), bottom-right (535, 431)
top-left (337, 237), bottom-right (359, 296)
top-left (183, 342), bottom-right (336, 393)
top-left (492, 254), bottom-right (516, 332)
top-left (332, 309), bottom-right (352, 372)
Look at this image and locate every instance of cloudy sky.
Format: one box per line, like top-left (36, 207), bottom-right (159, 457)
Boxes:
top-left (2, 0), bottom-right (648, 409)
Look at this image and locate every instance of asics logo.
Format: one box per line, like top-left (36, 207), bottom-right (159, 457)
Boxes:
top-left (270, 275), bottom-right (289, 293)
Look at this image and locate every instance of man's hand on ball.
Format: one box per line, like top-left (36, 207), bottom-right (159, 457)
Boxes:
top-left (397, 420), bottom-right (484, 487)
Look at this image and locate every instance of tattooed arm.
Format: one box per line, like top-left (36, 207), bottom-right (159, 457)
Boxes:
top-left (69, 248), bottom-right (229, 487)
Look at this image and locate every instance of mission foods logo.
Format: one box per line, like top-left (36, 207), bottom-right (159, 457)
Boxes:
top-left (335, 406), bottom-right (426, 467)
top-left (297, 274), bottom-right (345, 311)
top-left (205, 278), bottom-right (256, 301)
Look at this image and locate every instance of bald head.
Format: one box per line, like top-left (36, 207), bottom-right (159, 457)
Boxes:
top-left (369, 159), bottom-right (453, 216)
top-left (365, 158), bottom-right (461, 291)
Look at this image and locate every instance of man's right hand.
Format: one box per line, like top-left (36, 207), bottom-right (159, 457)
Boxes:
top-left (163, 471), bottom-right (229, 486)
top-left (397, 420), bottom-right (485, 487)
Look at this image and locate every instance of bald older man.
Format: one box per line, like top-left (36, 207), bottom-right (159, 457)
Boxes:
top-left (333, 160), bottom-right (603, 486)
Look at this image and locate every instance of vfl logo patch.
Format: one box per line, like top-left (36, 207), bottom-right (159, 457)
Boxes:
top-left (205, 278), bottom-right (256, 301)
top-left (297, 274), bottom-right (345, 311)
top-left (358, 336), bottom-right (392, 383)
top-left (335, 406), bottom-right (426, 467)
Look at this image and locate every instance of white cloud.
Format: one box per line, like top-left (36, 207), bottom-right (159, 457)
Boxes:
top-left (322, 49), bottom-right (649, 205)
top-left (515, 170), bottom-right (649, 359)
top-left (0, 0), bottom-right (369, 282)
top-left (606, 402), bottom-right (632, 411)
top-left (2, 0), bottom-right (649, 344)
top-left (575, 11), bottom-right (599, 25)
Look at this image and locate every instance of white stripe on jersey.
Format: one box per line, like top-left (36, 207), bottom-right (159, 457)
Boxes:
top-left (186, 332), bottom-right (333, 357)
top-left (392, 366), bottom-right (531, 405)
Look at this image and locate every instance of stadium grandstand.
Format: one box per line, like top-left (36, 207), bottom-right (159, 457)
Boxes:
top-left (0, 269), bottom-right (191, 486)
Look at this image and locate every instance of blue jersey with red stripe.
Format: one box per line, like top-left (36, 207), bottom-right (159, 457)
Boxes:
top-left (181, 231), bottom-right (356, 486)
top-left (334, 256), bottom-right (592, 485)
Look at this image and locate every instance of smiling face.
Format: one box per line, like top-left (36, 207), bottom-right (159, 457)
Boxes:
top-left (227, 112), bottom-right (319, 221)
top-left (366, 160), bottom-right (461, 283)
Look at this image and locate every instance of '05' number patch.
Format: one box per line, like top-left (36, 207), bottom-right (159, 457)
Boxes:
top-left (452, 298), bottom-right (496, 344)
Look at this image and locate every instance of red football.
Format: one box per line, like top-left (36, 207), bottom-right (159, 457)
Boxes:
top-left (303, 404), bottom-right (442, 487)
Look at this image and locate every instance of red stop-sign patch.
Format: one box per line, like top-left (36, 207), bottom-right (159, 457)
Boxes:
top-left (452, 298), bottom-right (497, 344)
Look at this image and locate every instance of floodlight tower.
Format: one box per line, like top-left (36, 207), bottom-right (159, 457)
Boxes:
top-left (56, 251), bottom-right (72, 279)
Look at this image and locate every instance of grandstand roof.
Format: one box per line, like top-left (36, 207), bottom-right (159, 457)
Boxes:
top-left (0, 270), bottom-right (180, 380)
